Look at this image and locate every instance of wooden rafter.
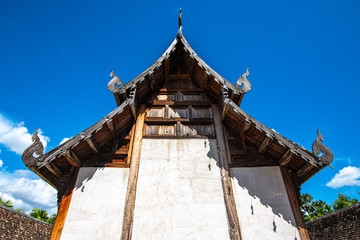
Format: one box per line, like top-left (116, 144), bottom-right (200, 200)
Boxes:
top-left (63, 149), bottom-right (81, 167)
top-left (45, 162), bottom-right (62, 177)
top-left (85, 137), bottom-right (100, 154)
top-left (258, 136), bottom-right (273, 153)
top-left (279, 150), bottom-right (293, 166)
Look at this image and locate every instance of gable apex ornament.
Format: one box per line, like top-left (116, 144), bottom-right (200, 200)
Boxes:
top-left (22, 129), bottom-right (44, 167)
top-left (236, 67), bottom-right (252, 93)
top-left (178, 8), bottom-right (182, 29)
top-left (108, 70), bottom-right (123, 93)
top-left (312, 129), bottom-right (334, 166)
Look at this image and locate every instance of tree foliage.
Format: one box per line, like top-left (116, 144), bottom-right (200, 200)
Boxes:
top-left (300, 192), bottom-right (359, 222)
top-left (0, 196), bottom-right (56, 224)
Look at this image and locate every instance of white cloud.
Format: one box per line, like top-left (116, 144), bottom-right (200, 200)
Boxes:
top-left (0, 169), bottom-right (57, 214)
top-left (0, 114), bottom-right (50, 155)
top-left (326, 166), bottom-right (360, 188)
top-left (0, 159), bottom-right (3, 168)
top-left (59, 137), bottom-right (71, 145)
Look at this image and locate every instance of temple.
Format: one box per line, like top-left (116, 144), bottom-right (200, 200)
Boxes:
top-left (22, 10), bottom-right (333, 240)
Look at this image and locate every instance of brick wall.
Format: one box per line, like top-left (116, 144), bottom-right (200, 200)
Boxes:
top-left (306, 203), bottom-right (360, 240)
top-left (0, 205), bottom-right (53, 240)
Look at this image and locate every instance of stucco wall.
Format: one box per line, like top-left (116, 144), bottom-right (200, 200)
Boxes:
top-left (231, 166), bottom-right (300, 240)
top-left (60, 167), bottom-right (129, 240)
top-left (131, 139), bottom-right (230, 240)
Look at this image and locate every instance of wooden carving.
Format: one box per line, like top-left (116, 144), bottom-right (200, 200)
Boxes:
top-left (108, 71), bottom-right (123, 93)
top-left (312, 129), bottom-right (333, 165)
top-left (236, 67), bottom-right (251, 93)
top-left (22, 129), bottom-right (44, 167)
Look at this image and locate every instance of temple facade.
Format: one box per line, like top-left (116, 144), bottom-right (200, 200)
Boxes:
top-left (22, 11), bottom-right (333, 240)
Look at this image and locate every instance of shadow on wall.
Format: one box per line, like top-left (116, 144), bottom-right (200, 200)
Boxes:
top-left (231, 166), bottom-right (297, 227)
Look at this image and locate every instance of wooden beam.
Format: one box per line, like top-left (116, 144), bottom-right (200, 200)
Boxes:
top-left (121, 104), bottom-right (146, 240)
top-left (64, 149), bottom-right (81, 167)
top-left (45, 162), bottom-right (62, 177)
top-left (149, 73), bottom-right (154, 90)
top-left (126, 125), bottom-right (136, 165)
top-left (241, 120), bottom-right (251, 137)
top-left (203, 70), bottom-right (209, 90)
top-left (85, 137), bottom-right (100, 154)
top-left (280, 167), bottom-right (310, 240)
top-left (297, 163), bottom-right (314, 177)
top-left (50, 167), bottom-right (79, 240)
top-left (211, 104), bottom-right (242, 240)
top-left (258, 136), bottom-right (272, 153)
top-left (279, 150), bottom-right (293, 166)
top-left (165, 58), bottom-right (170, 78)
top-left (106, 118), bottom-right (116, 139)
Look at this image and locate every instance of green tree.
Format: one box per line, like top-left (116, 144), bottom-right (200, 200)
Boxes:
top-left (47, 213), bottom-right (57, 224)
top-left (300, 193), bottom-right (333, 222)
top-left (333, 193), bottom-right (359, 210)
top-left (30, 208), bottom-right (49, 222)
top-left (15, 209), bottom-right (25, 213)
top-left (0, 196), bottom-right (14, 209)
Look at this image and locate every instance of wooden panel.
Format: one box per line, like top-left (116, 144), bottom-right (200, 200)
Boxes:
top-left (170, 108), bottom-right (188, 118)
top-left (183, 94), bottom-right (202, 101)
top-left (192, 107), bottom-right (212, 118)
top-left (147, 108), bottom-right (164, 118)
top-left (156, 94), bottom-right (175, 101)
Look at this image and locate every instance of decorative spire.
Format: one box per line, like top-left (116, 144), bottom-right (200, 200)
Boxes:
top-left (312, 129), bottom-right (334, 166)
top-left (22, 129), bottom-right (44, 167)
top-left (107, 70), bottom-right (123, 93)
top-left (236, 67), bottom-right (252, 93)
top-left (178, 8), bottom-right (182, 29)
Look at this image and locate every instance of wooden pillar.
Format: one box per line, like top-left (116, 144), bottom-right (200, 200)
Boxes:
top-left (211, 104), bottom-right (242, 240)
top-left (50, 167), bottom-right (79, 240)
top-left (121, 104), bottom-right (146, 240)
top-left (280, 166), bottom-right (310, 240)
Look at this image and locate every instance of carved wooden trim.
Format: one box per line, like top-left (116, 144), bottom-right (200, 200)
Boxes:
top-left (121, 104), bottom-right (146, 240)
top-left (50, 167), bottom-right (79, 240)
top-left (280, 166), bottom-right (310, 240)
top-left (212, 104), bottom-right (242, 240)
top-left (106, 118), bottom-right (116, 139)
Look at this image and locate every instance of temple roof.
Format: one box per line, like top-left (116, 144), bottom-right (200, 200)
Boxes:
top-left (22, 19), bottom-right (333, 191)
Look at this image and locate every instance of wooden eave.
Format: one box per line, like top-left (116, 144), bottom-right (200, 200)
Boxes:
top-left (32, 99), bottom-right (135, 189)
top-left (222, 98), bottom-right (325, 185)
top-left (111, 29), bottom-right (246, 107)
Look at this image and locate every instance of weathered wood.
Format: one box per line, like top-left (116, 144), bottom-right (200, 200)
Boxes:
top-left (85, 137), bottom-right (100, 154)
top-left (106, 118), bottom-right (116, 139)
top-left (297, 163), bottom-right (314, 177)
top-left (64, 149), bottom-right (81, 167)
top-left (211, 104), bottom-right (242, 240)
top-left (121, 104), bottom-right (146, 240)
top-left (279, 149), bottom-right (293, 166)
top-left (50, 167), bottom-right (79, 240)
top-left (280, 166), bottom-right (310, 240)
top-left (258, 136), bottom-right (272, 153)
top-left (126, 125), bottom-right (136, 165)
top-left (168, 74), bottom-right (190, 80)
top-left (45, 162), bottom-right (62, 177)
top-left (203, 70), bottom-right (209, 90)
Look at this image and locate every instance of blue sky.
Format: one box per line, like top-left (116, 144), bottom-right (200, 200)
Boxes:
top-left (0, 0), bottom-right (359, 212)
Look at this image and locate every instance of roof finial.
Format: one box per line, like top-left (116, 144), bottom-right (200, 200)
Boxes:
top-left (178, 8), bottom-right (182, 29)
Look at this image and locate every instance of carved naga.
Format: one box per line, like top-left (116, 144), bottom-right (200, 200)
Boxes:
top-left (312, 129), bottom-right (334, 165)
top-left (236, 67), bottom-right (252, 93)
top-left (107, 70), bottom-right (123, 93)
top-left (22, 129), bottom-right (44, 167)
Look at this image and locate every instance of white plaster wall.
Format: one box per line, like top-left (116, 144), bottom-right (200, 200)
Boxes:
top-left (60, 167), bottom-right (129, 240)
top-left (131, 139), bottom-right (230, 240)
top-left (231, 166), bottom-right (300, 240)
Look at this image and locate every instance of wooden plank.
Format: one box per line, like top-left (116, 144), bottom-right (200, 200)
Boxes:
top-left (297, 163), bottom-right (314, 177)
top-left (85, 137), bottom-right (100, 154)
top-left (203, 70), bottom-right (209, 90)
top-left (258, 136), bottom-right (272, 153)
top-left (211, 104), bottom-right (242, 240)
top-left (121, 104), bottom-right (146, 240)
top-left (151, 101), bottom-right (212, 106)
top-left (279, 149), bottom-right (292, 166)
top-left (106, 119), bottom-right (116, 139)
top-left (280, 166), bottom-right (310, 240)
top-left (168, 74), bottom-right (190, 80)
top-left (50, 167), bottom-right (79, 240)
